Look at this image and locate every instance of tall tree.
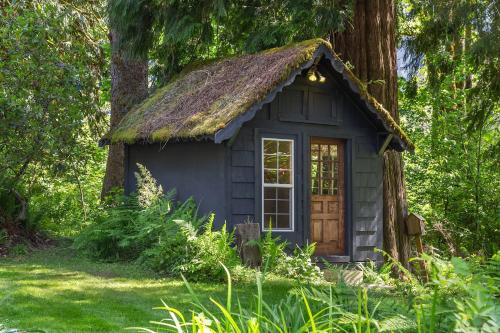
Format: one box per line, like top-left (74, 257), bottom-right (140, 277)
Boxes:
top-left (331, 0), bottom-right (411, 269)
top-left (101, 28), bottom-right (148, 196)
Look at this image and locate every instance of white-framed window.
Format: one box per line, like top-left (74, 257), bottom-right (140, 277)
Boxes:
top-left (262, 138), bottom-right (294, 232)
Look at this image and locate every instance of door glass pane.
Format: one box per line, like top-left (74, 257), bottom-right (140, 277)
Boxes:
top-left (330, 145), bottom-right (337, 159)
top-left (321, 144), bottom-right (329, 159)
top-left (322, 179), bottom-right (331, 195)
top-left (311, 144), bottom-right (319, 161)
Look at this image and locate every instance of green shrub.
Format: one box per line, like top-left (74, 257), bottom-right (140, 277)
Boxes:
top-left (175, 219), bottom-right (240, 281)
top-left (274, 243), bottom-right (323, 283)
top-left (75, 164), bottom-right (241, 281)
top-left (257, 230), bottom-right (323, 283)
top-left (74, 164), bottom-right (207, 263)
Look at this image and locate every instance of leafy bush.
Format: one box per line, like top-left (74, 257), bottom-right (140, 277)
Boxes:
top-left (258, 230), bottom-right (323, 283)
top-left (175, 219), bottom-right (240, 281)
top-left (75, 164), bottom-right (239, 281)
top-left (274, 243), bottom-right (323, 283)
top-left (414, 253), bottom-right (500, 332)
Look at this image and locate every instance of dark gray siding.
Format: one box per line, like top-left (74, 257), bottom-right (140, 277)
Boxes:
top-left (125, 141), bottom-right (226, 228)
top-left (352, 137), bottom-right (383, 261)
top-left (228, 73), bottom-right (384, 261)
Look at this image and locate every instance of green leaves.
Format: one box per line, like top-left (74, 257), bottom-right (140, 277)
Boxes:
top-left (108, 0), bottom-right (353, 86)
top-left (0, 0), bottom-right (108, 230)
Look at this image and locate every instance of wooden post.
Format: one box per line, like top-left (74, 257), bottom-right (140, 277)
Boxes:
top-left (234, 223), bottom-right (261, 268)
top-left (406, 213), bottom-right (428, 282)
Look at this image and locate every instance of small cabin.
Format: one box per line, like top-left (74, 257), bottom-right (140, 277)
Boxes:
top-left (107, 39), bottom-right (414, 263)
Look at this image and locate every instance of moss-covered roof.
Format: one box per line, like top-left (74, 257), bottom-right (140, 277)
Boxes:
top-left (110, 38), bottom-right (413, 151)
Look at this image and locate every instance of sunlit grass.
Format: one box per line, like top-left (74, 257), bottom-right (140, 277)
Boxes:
top-left (0, 245), bottom-right (295, 333)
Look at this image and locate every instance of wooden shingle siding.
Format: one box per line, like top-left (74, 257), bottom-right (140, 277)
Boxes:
top-left (352, 136), bottom-right (383, 261)
top-left (231, 199), bottom-right (254, 215)
top-left (231, 167), bottom-right (254, 182)
top-left (231, 151), bottom-right (254, 166)
top-left (229, 126), bottom-right (256, 226)
top-left (231, 183), bottom-right (254, 198)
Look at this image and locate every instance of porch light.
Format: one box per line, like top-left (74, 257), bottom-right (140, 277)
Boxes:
top-left (307, 69), bottom-right (317, 82)
top-left (307, 67), bottom-right (326, 83)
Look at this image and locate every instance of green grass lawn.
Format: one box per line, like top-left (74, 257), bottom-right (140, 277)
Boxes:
top-left (0, 245), bottom-right (296, 333)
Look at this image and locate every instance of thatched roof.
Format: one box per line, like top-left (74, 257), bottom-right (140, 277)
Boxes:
top-left (109, 38), bottom-right (414, 151)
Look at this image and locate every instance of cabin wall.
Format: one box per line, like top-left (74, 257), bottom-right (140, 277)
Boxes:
top-left (227, 74), bottom-right (383, 261)
top-left (125, 141), bottom-right (226, 227)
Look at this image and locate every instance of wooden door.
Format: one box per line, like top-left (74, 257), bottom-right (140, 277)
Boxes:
top-left (310, 138), bottom-right (345, 255)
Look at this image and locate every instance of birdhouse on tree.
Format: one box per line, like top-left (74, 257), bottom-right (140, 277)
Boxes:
top-left (406, 213), bottom-right (425, 236)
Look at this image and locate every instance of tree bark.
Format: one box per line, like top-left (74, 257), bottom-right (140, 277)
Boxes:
top-left (101, 30), bottom-right (148, 197)
top-left (331, 0), bottom-right (411, 270)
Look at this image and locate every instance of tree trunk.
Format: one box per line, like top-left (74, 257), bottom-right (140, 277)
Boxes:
top-left (101, 30), bottom-right (148, 197)
top-left (331, 0), bottom-right (411, 270)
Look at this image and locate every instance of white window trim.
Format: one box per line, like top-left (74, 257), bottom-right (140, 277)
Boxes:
top-left (261, 137), bottom-right (294, 232)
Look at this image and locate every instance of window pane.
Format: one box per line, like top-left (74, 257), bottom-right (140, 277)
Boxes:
top-left (278, 141), bottom-right (290, 155)
top-left (264, 169), bottom-right (277, 183)
top-left (277, 214), bottom-right (290, 229)
top-left (278, 170), bottom-right (291, 184)
top-left (264, 214), bottom-right (275, 229)
top-left (264, 199), bottom-right (276, 214)
top-left (312, 187), bottom-right (319, 195)
top-left (264, 140), bottom-right (277, 154)
top-left (277, 200), bottom-right (289, 214)
top-left (264, 187), bottom-right (276, 198)
top-left (277, 187), bottom-right (290, 200)
top-left (264, 154), bottom-right (277, 169)
top-left (278, 154), bottom-right (290, 169)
